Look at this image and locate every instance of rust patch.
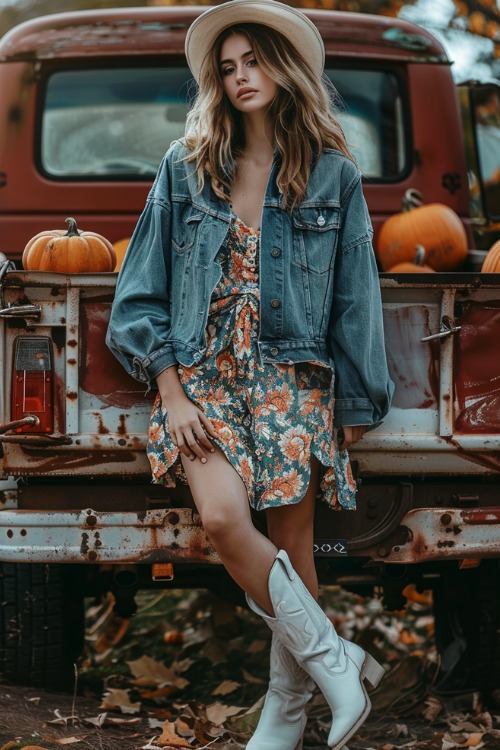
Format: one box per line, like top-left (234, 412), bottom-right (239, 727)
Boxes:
top-left (67, 358), bottom-right (77, 366)
top-left (67, 339), bottom-right (77, 347)
top-left (94, 413), bottom-right (110, 435)
top-left (117, 414), bottom-right (128, 436)
top-left (462, 508), bottom-right (500, 525)
top-left (66, 391), bottom-right (77, 400)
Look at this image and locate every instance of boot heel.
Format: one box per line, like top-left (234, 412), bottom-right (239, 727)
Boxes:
top-left (361, 652), bottom-right (385, 689)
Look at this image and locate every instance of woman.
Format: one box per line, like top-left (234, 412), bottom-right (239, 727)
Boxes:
top-left (107, 1), bottom-right (394, 748)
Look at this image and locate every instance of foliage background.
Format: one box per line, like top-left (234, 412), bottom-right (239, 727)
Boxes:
top-left (0, 0), bottom-right (498, 80)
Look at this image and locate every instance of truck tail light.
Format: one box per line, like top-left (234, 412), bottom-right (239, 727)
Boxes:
top-left (11, 337), bottom-right (54, 433)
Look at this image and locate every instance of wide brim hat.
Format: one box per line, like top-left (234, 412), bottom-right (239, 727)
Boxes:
top-left (185, 0), bottom-right (325, 82)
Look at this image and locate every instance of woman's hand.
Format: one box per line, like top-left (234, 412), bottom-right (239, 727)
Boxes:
top-left (157, 366), bottom-right (218, 463)
top-left (338, 425), bottom-right (368, 451)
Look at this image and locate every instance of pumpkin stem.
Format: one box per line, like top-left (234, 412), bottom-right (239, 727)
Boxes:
top-left (65, 217), bottom-right (81, 237)
top-left (414, 244), bottom-right (426, 266)
top-left (402, 189), bottom-right (424, 212)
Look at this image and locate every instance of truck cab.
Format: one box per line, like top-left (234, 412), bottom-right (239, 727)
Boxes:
top-left (0, 7), bottom-right (499, 696)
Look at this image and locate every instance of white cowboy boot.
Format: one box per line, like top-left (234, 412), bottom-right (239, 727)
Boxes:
top-left (246, 633), bottom-right (314, 750)
top-left (246, 550), bottom-right (385, 750)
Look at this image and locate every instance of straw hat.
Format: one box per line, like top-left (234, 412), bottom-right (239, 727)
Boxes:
top-left (185, 0), bottom-right (325, 82)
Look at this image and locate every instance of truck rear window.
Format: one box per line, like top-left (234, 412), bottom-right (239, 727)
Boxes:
top-left (41, 66), bottom-right (406, 181)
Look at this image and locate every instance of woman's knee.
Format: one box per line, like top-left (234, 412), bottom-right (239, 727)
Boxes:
top-left (197, 498), bottom-right (248, 544)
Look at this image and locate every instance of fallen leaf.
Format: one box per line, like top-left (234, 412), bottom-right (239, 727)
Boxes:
top-left (246, 639), bottom-right (267, 654)
top-left (127, 655), bottom-right (177, 687)
top-left (157, 720), bottom-right (192, 748)
top-left (100, 688), bottom-right (142, 714)
top-left (140, 686), bottom-right (178, 700)
top-left (174, 658), bottom-right (194, 673)
top-left (242, 669), bottom-right (266, 685)
top-left (211, 680), bottom-right (241, 696)
top-left (82, 713), bottom-right (107, 728)
top-left (107, 717), bottom-right (141, 726)
top-left (422, 695), bottom-right (443, 723)
top-left (206, 702), bottom-right (247, 726)
top-left (54, 739), bottom-right (83, 745)
top-left (141, 740), bottom-right (162, 750)
top-left (201, 637), bottom-right (227, 666)
top-left (467, 734), bottom-right (485, 747)
top-left (149, 718), bottom-right (166, 730)
top-left (46, 708), bottom-right (79, 725)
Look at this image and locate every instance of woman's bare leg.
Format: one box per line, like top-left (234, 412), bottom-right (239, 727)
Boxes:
top-left (181, 446), bottom-right (277, 614)
top-left (265, 456), bottom-right (320, 600)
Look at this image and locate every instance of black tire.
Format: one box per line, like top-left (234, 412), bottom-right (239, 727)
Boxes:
top-left (433, 562), bottom-right (500, 697)
top-left (476, 562), bottom-right (500, 696)
top-left (0, 562), bottom-right (85, 690)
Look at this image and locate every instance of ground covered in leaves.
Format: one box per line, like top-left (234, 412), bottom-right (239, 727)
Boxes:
top-left (1, 586), bottom-right (500, 750)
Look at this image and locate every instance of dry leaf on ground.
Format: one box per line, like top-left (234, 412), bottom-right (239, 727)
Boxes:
top-left (100, 687), bottom-right (142, 714)
top-left (156, 720), bottom-right (192, 748)
top-left (206, 702), bottom-right (247, 726)
top-left (127, 655), bottom-right (180, 688)
top-left (211, 681), bottom-right (241, 697)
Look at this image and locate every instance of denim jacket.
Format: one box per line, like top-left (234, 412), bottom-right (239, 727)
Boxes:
top-left (106, 140), bottom-right (394, 427)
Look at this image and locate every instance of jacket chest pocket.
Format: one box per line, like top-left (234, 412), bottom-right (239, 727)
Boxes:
top-left (292, 206), bottom-right (340, 275)
top-left (172, 209), bottom-right (205, 254)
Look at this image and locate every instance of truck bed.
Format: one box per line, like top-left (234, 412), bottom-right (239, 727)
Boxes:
top-left (1, 270), bottom-right (499, 479)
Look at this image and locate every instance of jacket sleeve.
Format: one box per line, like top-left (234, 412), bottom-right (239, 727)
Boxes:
top-left (106, 151), bottom-right (176, 385)
top-left (328, 171), bottom-right (394, 427)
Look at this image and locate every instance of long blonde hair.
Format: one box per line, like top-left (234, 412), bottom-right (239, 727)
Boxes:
top-left (184, 23), bottom-right (354, 209)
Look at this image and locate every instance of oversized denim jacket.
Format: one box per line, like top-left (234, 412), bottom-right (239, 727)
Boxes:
top-left (106, 140), bottom-right (394, 427)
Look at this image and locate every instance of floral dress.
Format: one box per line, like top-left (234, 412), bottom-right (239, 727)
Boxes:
top-left (147, 213), bottom-right (357, 511)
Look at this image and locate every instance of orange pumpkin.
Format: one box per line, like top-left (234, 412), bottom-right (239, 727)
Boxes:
top-left (377, 189), bottom-right (468, 271)
top-left (23, 218), bottom-right (116, 273)
top-left (113, 237), bottom-right (130, 272)
top-left (387, 245), bottom-right (436, 273)
top-left (481, 239), bottom-right (500, 272)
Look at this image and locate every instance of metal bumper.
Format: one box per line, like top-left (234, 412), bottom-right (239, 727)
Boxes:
top-left (0, 508), bottom-right (219, 564)
top-left (0, 506), bottom-right (499, 566)
top-left (370, 507), bottom-right (500, 563)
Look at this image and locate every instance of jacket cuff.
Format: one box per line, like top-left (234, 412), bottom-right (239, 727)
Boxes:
top-left (334, 398), bottom-right (375, 427)
top-left (133, 346), bottom-right (178, 384)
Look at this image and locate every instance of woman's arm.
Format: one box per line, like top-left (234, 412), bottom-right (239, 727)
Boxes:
top-left (106, 149), bottom-right (178, 385)
top-left (328, 171), bottom-right (395, 429)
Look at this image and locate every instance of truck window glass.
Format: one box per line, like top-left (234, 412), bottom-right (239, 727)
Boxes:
top-left (41, 66), bottom-right (406, 180)
top-left (327, 69), bottom-right (406, 179)
top-left (472, 86), bottom-right (500, 221)
top-left (41, 67), bottom-right (192, 178)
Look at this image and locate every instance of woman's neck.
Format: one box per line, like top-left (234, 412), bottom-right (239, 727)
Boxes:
top-left (241, 111), bottom-right (274, 166)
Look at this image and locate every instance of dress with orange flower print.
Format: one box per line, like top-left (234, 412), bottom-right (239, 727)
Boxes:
top-left (147, 213), bottom-right (357, 511)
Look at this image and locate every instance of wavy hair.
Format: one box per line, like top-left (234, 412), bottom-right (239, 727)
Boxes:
top-left (184, 23), bottom-right (354, 209)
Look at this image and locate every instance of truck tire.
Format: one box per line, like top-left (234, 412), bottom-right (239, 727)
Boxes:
top-left (476, 562), bottom-right (500, 696)
top-left (0, 562), bottom-right (85, 690)
top-left (433, 562), bottom-right (500, 697)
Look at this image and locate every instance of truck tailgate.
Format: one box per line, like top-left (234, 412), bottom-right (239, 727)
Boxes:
top-left (1, 271), bottom-right (500, 478)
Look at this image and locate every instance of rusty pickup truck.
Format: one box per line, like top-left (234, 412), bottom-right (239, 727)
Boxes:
top-left (0, 6), bottom-right (499, 695)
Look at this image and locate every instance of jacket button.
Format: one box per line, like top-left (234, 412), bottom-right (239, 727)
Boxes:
top-left (317, 215), bottom-right (326, 227)
top-left (271, 247), bottom-right (281, 257)
top-left (271, 299), bottom-right (280, 308)
top-left (270, 347), bottom-right (279, 356)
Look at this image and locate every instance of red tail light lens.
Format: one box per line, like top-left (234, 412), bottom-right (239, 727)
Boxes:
top-left (11, 337), bottom-right (54, 433)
